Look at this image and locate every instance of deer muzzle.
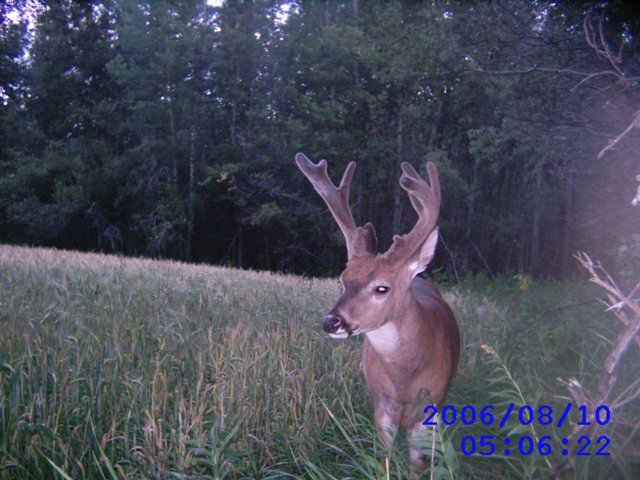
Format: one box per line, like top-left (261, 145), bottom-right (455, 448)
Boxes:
top-left (323, 313), bottom-right (349, 337)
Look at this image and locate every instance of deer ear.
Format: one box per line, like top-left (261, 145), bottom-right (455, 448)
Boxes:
top-left (409, 228), bottom-right (439, 277)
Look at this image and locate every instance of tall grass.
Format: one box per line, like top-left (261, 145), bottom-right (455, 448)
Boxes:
top-left (0, 246), bottom-right (637, 479)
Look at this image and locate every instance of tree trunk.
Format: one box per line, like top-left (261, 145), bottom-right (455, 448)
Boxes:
top-left (428, 98), bottom-right (444, 150)
top-left (466, 155), bottom-right (480, 239)
top-left (561, 176), bottom-right (574, 275)
top-left (237, 227), bottom-right (244, 268)
top-left (392, 102), bottom-right (404, 235)
top-left (187, 126), bottom-right (196, 260)
top-left (169, 100), bottom-right (177, 189)
top-left (529, 163), bottom-right (543, 275)
top-left (230, 64), bottom-right (241, 146)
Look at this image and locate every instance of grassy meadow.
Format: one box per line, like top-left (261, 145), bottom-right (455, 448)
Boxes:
top-left (0, 245), bottom-right (638, 479)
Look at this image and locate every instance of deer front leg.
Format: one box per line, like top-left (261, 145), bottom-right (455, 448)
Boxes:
top-left (408, 421), bottom-right (432, 478)
top-left (374, 407), bottom-right (399, 476)
top-left (374, 408), bottom-right (398, 449)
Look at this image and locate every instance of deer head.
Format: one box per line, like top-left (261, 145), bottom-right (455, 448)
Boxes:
top-left (295, 152), bottom-right (441, 339)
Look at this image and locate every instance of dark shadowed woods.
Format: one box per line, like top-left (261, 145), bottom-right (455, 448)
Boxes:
top-left (1, 0), bottom-right (639, 279)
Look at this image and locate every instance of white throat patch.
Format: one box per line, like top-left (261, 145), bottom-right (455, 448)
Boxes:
top-left (365, 322), bottom-right (400, 354)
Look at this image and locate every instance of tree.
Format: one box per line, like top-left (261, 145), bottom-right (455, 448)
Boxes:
top-left (1, 0), bottom-right (119, 249)
top-left (0, 0), bottom-right (637, 278)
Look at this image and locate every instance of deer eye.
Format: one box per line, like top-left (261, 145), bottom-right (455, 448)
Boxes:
top-left (374, 285), bottom-right (390, 295)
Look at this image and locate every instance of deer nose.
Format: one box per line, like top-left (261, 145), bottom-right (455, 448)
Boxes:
top-left (323, 313), bottom-right (345, 334)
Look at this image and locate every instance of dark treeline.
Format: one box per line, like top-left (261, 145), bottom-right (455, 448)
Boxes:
top-left (1, 0), bottom-right (639, 278)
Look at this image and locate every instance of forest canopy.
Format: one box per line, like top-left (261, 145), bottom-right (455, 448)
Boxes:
top-left (1, 0), bottom-right (639, 278)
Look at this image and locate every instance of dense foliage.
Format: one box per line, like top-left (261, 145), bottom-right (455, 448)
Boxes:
top-left (1, 0), bottom-right (639, 277)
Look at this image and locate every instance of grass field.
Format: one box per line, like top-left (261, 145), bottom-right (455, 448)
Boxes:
top-left (0, 245), bottom-right (638, 479)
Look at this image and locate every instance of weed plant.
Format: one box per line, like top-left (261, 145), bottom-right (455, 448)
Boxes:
top-left (0, 246), bottom-right (637, 479)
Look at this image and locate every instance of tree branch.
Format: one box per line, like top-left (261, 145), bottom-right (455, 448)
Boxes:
top-left (549, 254), bottom-right (640, 478)
top-left (632, 175), bottom-right (640, 207)
top-left (597, 110), bottom-right (640, 159)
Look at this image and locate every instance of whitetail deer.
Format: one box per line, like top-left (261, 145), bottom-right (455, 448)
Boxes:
top-left (296, 152), bottom-right (460, 475)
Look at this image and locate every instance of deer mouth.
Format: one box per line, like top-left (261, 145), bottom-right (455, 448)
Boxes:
top-left (328, 331), bottom-right (350, 339)
top-left (328, 327), bottom-right (360, 339)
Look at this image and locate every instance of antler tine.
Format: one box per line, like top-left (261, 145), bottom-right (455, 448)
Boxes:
top-left (400, 162), bottom-right (440, 227)
top-left (295, 152), bottom-right (361, 258)
top-left (383, 161), bottom-right (441, 262)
